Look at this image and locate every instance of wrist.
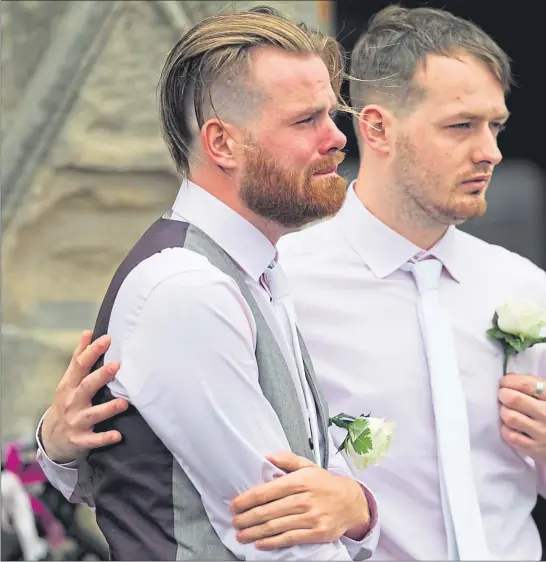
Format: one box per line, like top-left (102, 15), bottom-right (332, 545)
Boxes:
top-left (343, 478), bottom-right (371, 540)
top-left (345, 515), bottom-right (371, 541)
top-left (40, 410), bottom-right (69, 464)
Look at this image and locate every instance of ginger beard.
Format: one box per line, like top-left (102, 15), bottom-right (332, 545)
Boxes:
top-left (239, 137), bottom-right (347, 229)
top-left (394, 132), bottom-right (488, 225)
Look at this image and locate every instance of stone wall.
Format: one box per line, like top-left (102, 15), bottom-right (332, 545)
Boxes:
top-left (2, 0), bottom-right (181, 439)
top-left (1, 1), bottom-right (71, 137)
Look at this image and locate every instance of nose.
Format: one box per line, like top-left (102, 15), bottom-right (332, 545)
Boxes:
top-left (319, 119), bottom-right (347, 154)
top-left (472, 127), bottom-right (503, 166)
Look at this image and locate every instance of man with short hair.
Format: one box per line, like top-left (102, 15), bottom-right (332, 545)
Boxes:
top-left (277, 6), bottom-right (546, 560)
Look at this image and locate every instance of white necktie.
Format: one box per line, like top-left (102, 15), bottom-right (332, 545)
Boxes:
top-left (403, 259), bottom-right (491, 561)
top-left (263, 262), bottom-right (321, 465)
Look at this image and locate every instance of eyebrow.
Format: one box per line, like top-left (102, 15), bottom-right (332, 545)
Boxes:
top-left (449, 110), bottom-right (511, 121)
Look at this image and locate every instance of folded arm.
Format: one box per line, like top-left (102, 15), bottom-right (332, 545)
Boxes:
top-left (104, 268), bottom-right (353, 560)
top-left (230, 434), bottom-right (379, 560)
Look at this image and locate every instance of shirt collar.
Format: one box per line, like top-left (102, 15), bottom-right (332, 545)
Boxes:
top-left (335, 181), bottom-right (464, 283)
top-left (170, 179), bottom-right (276, 281)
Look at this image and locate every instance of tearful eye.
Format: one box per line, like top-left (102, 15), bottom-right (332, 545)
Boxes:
top-left (295, 116), bottom-right (314, 125)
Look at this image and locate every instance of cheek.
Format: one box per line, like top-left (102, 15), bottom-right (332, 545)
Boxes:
top-left (289, 147), bottom-right (316, 169)
top-left (280, 145), bottom-right (315, 170)
top-left (261, 129), bottom-right (316, 168)
top-left (411, 127), bottom-right (452, 157)
top-left (423, 133), bottom-right (469, 172)
top-left (413, 139), bottom-right (454, 179)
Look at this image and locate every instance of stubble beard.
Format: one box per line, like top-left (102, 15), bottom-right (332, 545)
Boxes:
top-left (393, 134), bottom-right (488, 228)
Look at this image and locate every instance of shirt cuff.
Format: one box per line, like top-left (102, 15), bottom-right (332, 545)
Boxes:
top-left (35, 412), bottom-right (82, 502)
top-left (339, 483), bottom-right (380, 561)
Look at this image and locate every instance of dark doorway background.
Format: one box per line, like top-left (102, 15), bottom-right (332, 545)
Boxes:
top-left (334, 0), bottom-right (546, 270)
top-left (334, 0), bottom-right (546, 555)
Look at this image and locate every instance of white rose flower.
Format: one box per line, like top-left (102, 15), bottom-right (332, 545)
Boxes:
top-left (345, 417), bottom-right (396, 470)
top-left (496, 299), bottom-right (546, 339)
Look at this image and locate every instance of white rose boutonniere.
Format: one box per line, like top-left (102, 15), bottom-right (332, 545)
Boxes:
top-left (330, 413), bottom-right (396, 471)
top-left (488, 298), bottom-right (546, 374)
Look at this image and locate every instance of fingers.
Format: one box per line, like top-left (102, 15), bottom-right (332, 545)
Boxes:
top-left (231, 471), bottom-right (309, 514)
top-left (73, 330), bottom-right (93, 358)
top-left (46, 396), bottom-right (127, 459)
top-left (501, 373), bottom-right (546, 401)
top-left (500, 423), bottom-right (535, 455)
top-left (77, 397), bottom-right (129, 428)
top-left (266, 451), bottom-right (316, 473)
top-left (255, 529), bottom-right (322, 551)
top-left (66, 334), bottom-right (111, 387)
top-left (236, 513), bottom-right (312, 545)
top-left (498, 388), bottom-right (546, 421)
top-left (499, 406), bottom-right (544, 440)
top-left (76, 430), bottom-right (124, 451)
top-left (233, 494), bottom-right (306, 531)
top-left (75, 361), bottom-right (120, 405)
top-left (75, 335), bottom-right (112, 376)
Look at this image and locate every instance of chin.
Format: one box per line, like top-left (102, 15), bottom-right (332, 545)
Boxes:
top-left (445, 204), bottom-right (488, 224)
top-left (449, 193), bottom-right (488, 219)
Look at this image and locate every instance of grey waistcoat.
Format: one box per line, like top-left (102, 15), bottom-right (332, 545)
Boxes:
top-left (87, 217), bottom-right (330, 560)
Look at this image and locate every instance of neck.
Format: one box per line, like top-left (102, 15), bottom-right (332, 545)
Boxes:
top-left (354, 159), bottom-right (448, 250)
top-left (188, 168), bottom-right (288, 246)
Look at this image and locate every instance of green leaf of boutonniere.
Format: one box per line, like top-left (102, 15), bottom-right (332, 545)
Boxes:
top-left (348, 416), bottom-right (372, 454)
top-left (330, 412), bottom-right (358, 431)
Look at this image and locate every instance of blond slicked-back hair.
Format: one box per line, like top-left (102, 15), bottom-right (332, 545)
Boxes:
top-left (158, 6), bottom-right (345, 177)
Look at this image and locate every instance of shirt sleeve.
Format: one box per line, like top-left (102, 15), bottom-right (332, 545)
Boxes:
top-left (35, 412), bottom-right (94, 507)
top-left (113, 268), bottom-right (352, 560)
top-left (326, 431), bottom-right (380, 560)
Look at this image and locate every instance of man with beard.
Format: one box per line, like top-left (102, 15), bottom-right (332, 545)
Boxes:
top-left (33, 7), bottom-right (378, 561)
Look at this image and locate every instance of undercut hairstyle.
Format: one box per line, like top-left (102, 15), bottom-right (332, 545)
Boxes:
top-left (157, 6), bottom-right (345, 177)
top-left (349, 4), bottom-right (513, 123)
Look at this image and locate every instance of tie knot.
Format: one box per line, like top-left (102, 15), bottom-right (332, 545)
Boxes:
top-left (402, 258), bottom-right (443, 292)
top-left (263, 261), bottom-right (291, 301)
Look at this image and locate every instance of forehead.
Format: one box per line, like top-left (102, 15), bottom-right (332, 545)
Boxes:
top-left (250, 47), bottom-right (336, 115)
top-left (413, 53), bottom-right (508, 117)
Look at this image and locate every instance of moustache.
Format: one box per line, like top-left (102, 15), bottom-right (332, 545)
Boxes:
top-left (309, 151), bottom-right (346, 175)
